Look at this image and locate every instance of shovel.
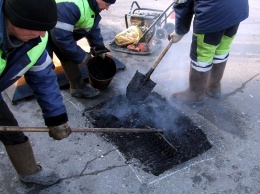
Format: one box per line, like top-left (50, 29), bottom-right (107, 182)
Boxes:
top-left (126, 38), bottom-right (175, 103)
top-left (0, 126), bottom-right (163, 133)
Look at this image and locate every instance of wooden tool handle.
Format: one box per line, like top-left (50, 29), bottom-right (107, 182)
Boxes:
top-left (145, 38), bottom-right (175, 78)
top-left (0, 126), bottom-right (162, 133)
top-left (151, 38), bottom-right (175, 71)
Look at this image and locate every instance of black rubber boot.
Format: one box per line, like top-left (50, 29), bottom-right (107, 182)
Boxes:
top-left (4, 140), bottom-right (59, 186)
top-left (61, 61), bottom-right (100, 98)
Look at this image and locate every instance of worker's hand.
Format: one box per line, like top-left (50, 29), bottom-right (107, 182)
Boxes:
top-left (168, 31), bottom-right (184, 43)
top-left (90, 45), bottom-right (110, 57)
top-left (48, 123), bottom-right (71, 140)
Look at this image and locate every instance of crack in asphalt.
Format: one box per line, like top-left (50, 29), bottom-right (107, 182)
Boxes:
top-left (80, 148), bottom-right (116, 175)
top-left (223, 73), bottom-right (259, 99)
top-left (60, 148), bottom-right (127, 180)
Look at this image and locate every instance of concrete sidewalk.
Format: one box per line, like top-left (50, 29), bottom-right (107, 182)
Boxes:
top-left (1, 0), bottom-right (259, 193)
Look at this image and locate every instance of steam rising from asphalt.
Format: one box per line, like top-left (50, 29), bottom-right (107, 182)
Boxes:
top-left (114, 37), bottom-right (191, 104)
top-left (97, 93), bottom-right (184, 135)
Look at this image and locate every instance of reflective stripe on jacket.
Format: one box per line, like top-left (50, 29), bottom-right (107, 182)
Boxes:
top-left (0, 0), bottom-right (67, 124)
top-left (55, 0), bottom-right (95, 30)
top-left (50, 0), bottom-right (103, 64)
top-left (0, 36), bottom-right (47, 78)
top-left (0, 35), bottom-right (67, 120)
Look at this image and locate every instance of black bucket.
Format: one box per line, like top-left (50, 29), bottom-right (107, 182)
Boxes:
top-left (87, 55), bottom-right (116, 89)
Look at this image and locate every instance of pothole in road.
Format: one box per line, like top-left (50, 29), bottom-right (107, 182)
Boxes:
top-left (85, 93), bottom-right (212, 176)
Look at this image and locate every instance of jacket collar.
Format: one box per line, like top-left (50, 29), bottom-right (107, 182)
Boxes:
top-left (88, 0), bottom-right (100, 14)
top-left (4, 18), bottom-right (23, 51)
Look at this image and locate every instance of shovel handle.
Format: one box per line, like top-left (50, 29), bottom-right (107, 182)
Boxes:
top-left (0, 126), bottom-right (163, 133)
top-left (151, 38), bottom-right (175, 72)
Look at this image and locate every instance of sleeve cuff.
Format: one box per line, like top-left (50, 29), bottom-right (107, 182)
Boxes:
top-left (44, 113), bottom-right (68, 127)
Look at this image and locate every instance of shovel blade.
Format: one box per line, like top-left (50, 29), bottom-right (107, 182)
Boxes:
top-left (126, 70), bottom-right (156, 103)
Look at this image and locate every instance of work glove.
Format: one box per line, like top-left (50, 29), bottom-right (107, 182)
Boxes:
top-left (48, 123), bottom-right (72, 140)
top-left (168, 31), bottom-right (184, 43)
top-left (90, 45), bottom-right (110, 57)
